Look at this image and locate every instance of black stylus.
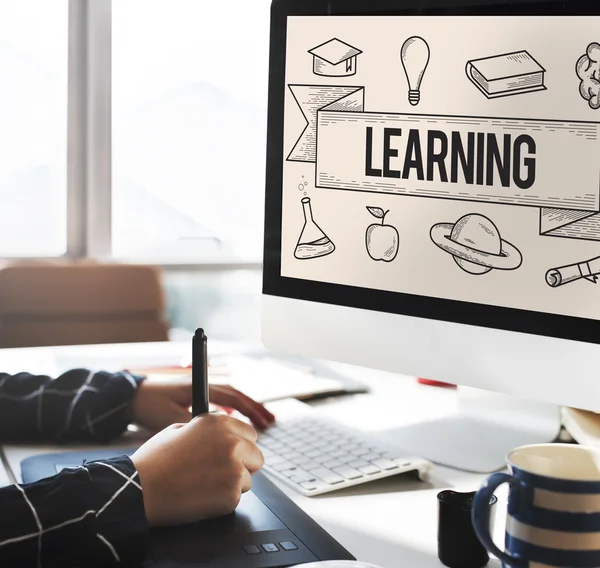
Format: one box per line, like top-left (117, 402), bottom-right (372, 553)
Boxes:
top-left (192, 328), bottom-right (209, 417)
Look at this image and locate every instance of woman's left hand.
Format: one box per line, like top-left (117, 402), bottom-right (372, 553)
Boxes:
top-left (130, 376), bottom-right (275, 433)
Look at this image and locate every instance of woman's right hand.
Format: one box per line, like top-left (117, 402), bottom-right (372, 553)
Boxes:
top-left (131, 413), bottom-right (264, 527)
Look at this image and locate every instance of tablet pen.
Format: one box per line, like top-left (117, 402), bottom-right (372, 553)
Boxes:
top-left (192, 328), bottom-right (210, 417)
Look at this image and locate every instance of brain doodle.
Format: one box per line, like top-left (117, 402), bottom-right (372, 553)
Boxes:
top-left (577, 42), bottom-right (600, 110)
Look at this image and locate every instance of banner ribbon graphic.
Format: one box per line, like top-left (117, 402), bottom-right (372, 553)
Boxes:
top-left (287, 85), bottom-right (600, 241)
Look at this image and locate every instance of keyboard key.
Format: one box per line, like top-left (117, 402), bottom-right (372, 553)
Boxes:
top-left (301, 481), bottom-right (319, 491)
top-left (281, 468), bottom-right (299, 478)
top-left (269, 431), bottom-right (286, 439)
top-left (362, 453), bottom-right (381, 462)
top-left (388, 457), bottom-right (414, 467)
top-left (294, 456), bottom-right (314, 466)
top-left (309, 468), bottom-right (345, 484)
top-left (290, 473), bottom-right (313, 484)
top-left (349, 460), bottom-right (369, 469)
top-left (280, 541), bottom-right (298, 551)
top-left (323, 459), bottom-right (344, 469)
top-left (306, 449), bottom-right (322, 458)
top-left (267, 456), bottom-right (285, 466)
top-left (333, 466), bottom-right (363, 480)
top-left (301, 461), bottom-right (319, 471)
top-left (244, 545), bottom-right (261, 555)
top-left (351, 447), bottom-right (370, 457)
top-left (273, 461), bottom-right (295, 472)
top-left (340, 455), bottom-right (359, 464)
top-left (371, 458), bottom-right (400, 471)
top-left (281, 450), bottom-right (303, 461)
top-left (330, 449), bottom-right (347, 458)
top-left (262, 544), bottom-right (279, 553)
top-left (313, 455), bottom-right (330, 465)
top-left (359, 465), bottom-right (381, 475)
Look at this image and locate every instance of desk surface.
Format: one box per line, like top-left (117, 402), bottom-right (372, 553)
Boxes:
top-left (0, 341), bottom-right (506, 568)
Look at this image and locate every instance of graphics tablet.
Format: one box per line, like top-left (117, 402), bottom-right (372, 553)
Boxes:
top-left (21, 449), bottom-right (355, 568)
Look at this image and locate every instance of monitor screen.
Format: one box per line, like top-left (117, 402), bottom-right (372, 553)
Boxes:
top-left (264, 1), bottom-right (600, 345)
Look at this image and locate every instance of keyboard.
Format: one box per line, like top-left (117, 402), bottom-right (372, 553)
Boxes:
top-left (258, 400), bottom-right (433, 496)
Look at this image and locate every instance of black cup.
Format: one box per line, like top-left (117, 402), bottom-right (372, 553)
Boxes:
top-left (437, 490), bottom-right (497, 568)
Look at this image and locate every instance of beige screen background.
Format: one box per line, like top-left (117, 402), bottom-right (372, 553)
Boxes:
top-left (280, 16), bottom-right (600, 321)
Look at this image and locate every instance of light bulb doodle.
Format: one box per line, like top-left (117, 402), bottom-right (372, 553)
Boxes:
top-left (400, 36), bottom-right (430, 106)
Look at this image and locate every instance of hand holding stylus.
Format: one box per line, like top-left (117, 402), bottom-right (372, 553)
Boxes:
top-left (130, 328), bottom-right (274, 431)
top-left (131, 328), bottom-right (268, 527)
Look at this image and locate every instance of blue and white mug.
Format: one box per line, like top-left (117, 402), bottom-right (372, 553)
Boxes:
top-left (472, 444), bottom-right (600, 568)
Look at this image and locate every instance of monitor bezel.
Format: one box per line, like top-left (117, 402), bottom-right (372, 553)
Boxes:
top-left (263, 0), bottom-right (600, 346)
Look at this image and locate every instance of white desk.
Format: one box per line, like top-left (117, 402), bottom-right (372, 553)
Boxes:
top-left (0, 342), bottom-right (507, 568)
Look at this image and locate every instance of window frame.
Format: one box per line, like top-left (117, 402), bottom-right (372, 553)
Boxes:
top-left (1, 0), bottom-right (262, 269)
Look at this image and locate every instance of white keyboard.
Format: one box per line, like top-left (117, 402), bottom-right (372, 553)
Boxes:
top-left (258, 401), bottom-right (433, 496)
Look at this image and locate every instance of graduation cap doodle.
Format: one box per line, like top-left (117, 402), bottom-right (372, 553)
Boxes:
top-left (308, 38), bottom-right (363, 77)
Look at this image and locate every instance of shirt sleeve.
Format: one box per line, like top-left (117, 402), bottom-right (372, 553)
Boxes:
top-left (0, 456), bottom-right (148, 567)
top-left (0, 369), bottom-right (145, 444)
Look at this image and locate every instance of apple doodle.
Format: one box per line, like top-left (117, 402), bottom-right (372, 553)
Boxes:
top-left (365, 207), bottom-right (399, 263)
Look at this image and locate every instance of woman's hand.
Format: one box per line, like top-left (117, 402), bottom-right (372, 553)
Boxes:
top-left (132, 413), bottom-right (264, 526)
top-left (130, 376), bottom-right (275, 433)
top-left (209, 384), bottom-right (275, 429)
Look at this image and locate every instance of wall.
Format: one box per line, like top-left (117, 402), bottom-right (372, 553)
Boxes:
top-left (162, 268), bottom-right (263, 346)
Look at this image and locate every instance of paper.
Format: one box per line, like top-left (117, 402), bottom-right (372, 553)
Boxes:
top-left (208, 356), bottom-right (346, 403)
top-left (139, 355), bottom-right (348, 404)
top-left (546, 256), bottom-right (600, 288)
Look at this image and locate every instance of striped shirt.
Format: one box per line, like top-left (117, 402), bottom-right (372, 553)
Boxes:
top-left (0, 369), bottom-right (149, 566)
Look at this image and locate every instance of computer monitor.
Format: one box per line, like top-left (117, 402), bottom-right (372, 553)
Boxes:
top-left (262, 0), bottom-right (600, 472)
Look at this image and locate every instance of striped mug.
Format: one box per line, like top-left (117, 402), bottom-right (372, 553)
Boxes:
top-left (472, 444), bottom-right (600, 568)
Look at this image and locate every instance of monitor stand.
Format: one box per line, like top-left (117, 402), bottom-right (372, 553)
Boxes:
top-left (380, 387), bottom-right (562, 473)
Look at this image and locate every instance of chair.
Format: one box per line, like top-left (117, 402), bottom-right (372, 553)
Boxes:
top-left (0, 261), bottom-right (170, 348)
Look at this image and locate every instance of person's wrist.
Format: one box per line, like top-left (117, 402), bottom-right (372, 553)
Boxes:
top-left (131, 452), bottom-right (160, 527)
top-left (130, 380), bottom-right (150, 426)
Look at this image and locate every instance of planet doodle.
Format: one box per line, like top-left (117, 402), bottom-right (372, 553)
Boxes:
top-left (430, 213), bottom-right (522, 275)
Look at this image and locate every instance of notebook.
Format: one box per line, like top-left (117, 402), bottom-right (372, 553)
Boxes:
top-left (466, 50), bottom-right (546, 98)
top-left (131, 352), bottom-right (368, 403)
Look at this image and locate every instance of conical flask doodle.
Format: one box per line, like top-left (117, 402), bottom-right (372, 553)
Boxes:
top-left (294, 198), bottom-right (335, 260)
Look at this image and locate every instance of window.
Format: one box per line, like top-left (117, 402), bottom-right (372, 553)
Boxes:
top-left (0, 0), bottom-right (270, 264)
top-left (112, 0), bottom-right (271, 262)
top-left (0, 1), bottom-right (68, 257)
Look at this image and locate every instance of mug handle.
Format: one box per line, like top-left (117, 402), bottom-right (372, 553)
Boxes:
top-left (472, 472), bottom-right (527, 568)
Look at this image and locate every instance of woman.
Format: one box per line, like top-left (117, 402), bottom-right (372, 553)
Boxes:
top-left (0, 368), bottom-right (275, 566)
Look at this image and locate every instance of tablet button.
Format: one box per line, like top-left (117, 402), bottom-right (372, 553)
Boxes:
top-left (262, 543), bottom-right (279, 553)
top-left (280, 541), bottom-right (298, 551)
top-left (244, 545), bottom-right (261, 555)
